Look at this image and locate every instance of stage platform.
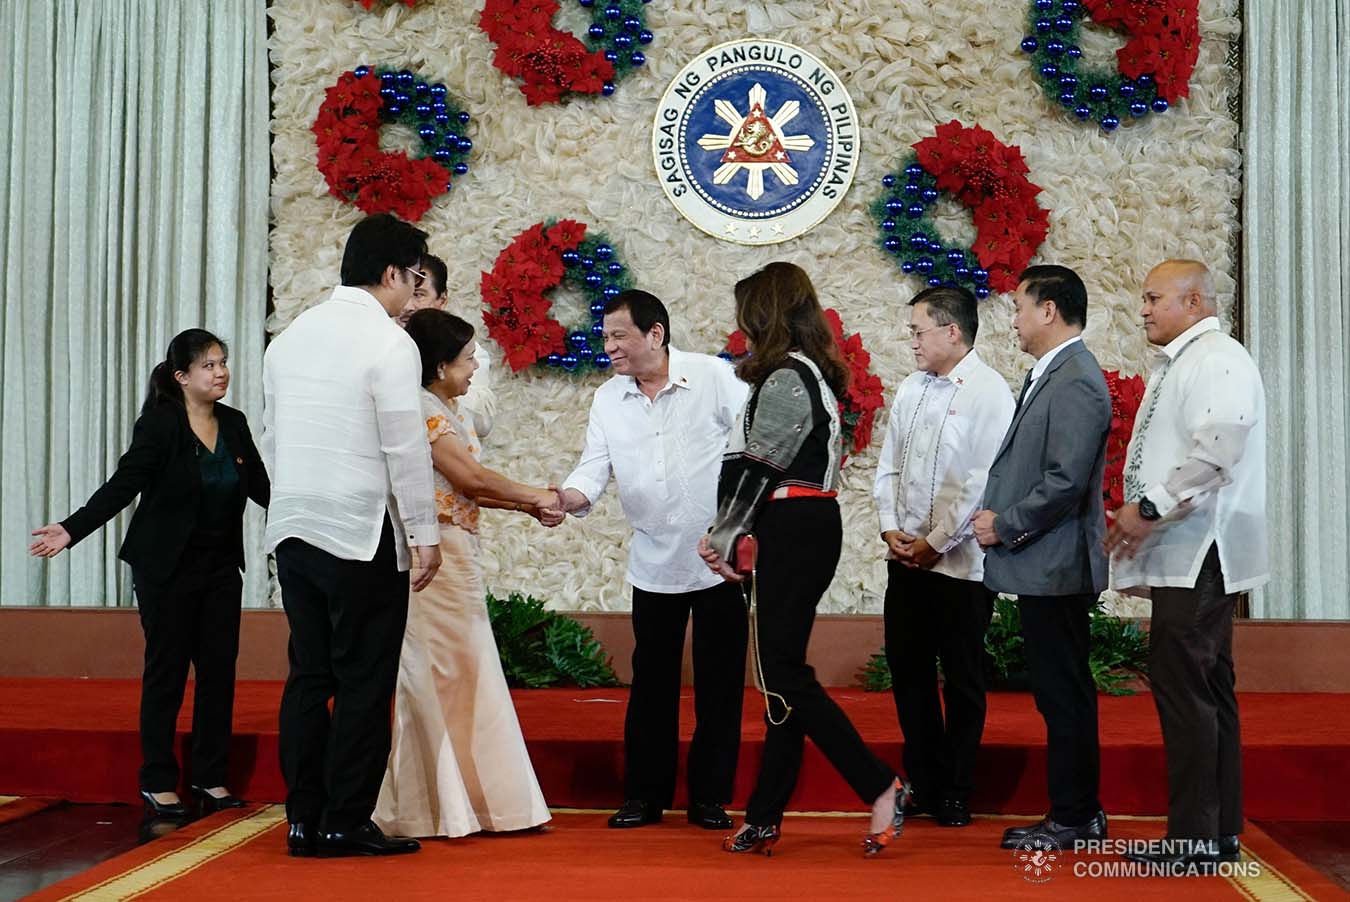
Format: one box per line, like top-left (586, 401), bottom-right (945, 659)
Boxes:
top-left (2, 680), bottom-right (1348, 820)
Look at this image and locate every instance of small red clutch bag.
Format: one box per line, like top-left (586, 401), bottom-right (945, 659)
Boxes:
top-left (734, 534), bottom-right (758, 576)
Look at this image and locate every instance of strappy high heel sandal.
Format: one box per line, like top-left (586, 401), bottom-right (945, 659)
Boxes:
top-left (862, 779), bottom-right (912, 857)
top-left (723, 823), bottom-right (781, 856)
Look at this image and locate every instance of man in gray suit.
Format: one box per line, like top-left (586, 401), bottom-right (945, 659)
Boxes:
top-left (971, 264), bottom-right (1112, 851)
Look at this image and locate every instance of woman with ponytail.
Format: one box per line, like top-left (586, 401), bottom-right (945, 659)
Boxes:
top-left (30, 329), bottom-right (269, 819)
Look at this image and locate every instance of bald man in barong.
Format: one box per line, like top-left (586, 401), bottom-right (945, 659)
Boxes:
top-left (1104, 260), bottom-right (1268, 869)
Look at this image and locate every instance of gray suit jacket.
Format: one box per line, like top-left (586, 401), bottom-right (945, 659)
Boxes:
top-left (982, 340), bottom-right (1112, 597)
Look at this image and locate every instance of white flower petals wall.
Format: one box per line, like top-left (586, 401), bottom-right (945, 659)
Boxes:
top-left (269, 0), bottom-right (1241, 613)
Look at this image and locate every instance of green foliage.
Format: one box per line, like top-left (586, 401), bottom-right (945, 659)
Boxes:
top-left (858, 596), bottom-right (1149, 696)
top-left (487, 591), bottom-right (622, 689)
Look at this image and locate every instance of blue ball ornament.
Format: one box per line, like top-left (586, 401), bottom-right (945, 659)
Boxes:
top-left (579, 0), bottom-right (594, 5)
top-left (881, 218), bottom-right (897, 232)
top-left (909, 233), bottom-right (929, 250)
top-left (927, 240), bottom-right (944, 254)
top-left (1073, 105), bottom-right (1092, 120)
top-left (354, 65), bottom-right (370, 78)
top-left (568, 331), bottom-right (590, 350)
top-left (604, 50), bottom-right (619, 63)
top-left (385, 104), bottom-right (403, 117)
top-left (946, 250), bottom-right (965, 266)
top-left (1089, 84), bottom-right (1108, 101)
top-left (1129, 100), bottom-right (1149, 117)
top-left (445, 132), bottom-right (460, 144)
top-left (579, 256), bottom-right (594, 270)
top-left (604, 5), bottom-right (622, 20)
top-left (606, 261), bottom-right (623, 275)
top-left (927, 276), bottom-right (944, 287)
top-left (602, 81), bottom-right (616, 94)
top-left (577, 346), bottom-right (594, 362)
top-left (434, 113), bottom-right (450, 126)
top-left (1101, 115), bottom-right (1120, 131)
top-left (1136, 74), bottom-right (1155, 88)
top-left (380, 72), bottom-right (395, 86)
top-left (546, 353), bottom-right (563, 367)
top-left (881, 174), bottom-right (897, 188)
top-left (915, 257), bottom-right (934, 274)
top-left (594, 353), bottom-right (612, 370)
top-left (1035, 18), bottom-right (1053, 33)
top-left (602, 285), bottom-right (621, 299)
top-left (380, 86), bottom-right (397, 101)
top-left (431, 101), bottom-right (447, 114)
top-left (561, 354), bottom-right (579, 371)
top-left (414, 82), bottom-right (430, 97)
top-left (1040, 64), bottom-right (1060, 79)
top-left (432, 148), bottom-right (452, 163)
top-left (975, 286), bottom-right (992, 299)
top-left (1151, 97), bottom-right (1169, 113)
top-left (906, 203), bottom-right (925, 219)
top-left (1066, 45), bottom-right (1082, 59)
top-left (901, 261), bottom-right (916, 273)
top-left (1059, 91), bottom-right (1077, 107)
top-left (629, 52), bottom-right (646, 66)
top-left (588, 24), bottom-right (606, 38)
top-left (921, 187), bottom-right (939, 204)
top-left (418, 125), bottom-right (437, 140)
top-left (415, 103), bottom-right (432, 119)
top-left (1059, 74), bottom-right (1078, 89)
top-left (1020, 36), bottom-right (1039, 53)
top-left (638, 30), bottom-right (654, 44)
top-left (1062, 0), bottom-right (1082, 12)
top-left (396, 70), bottom-right (414, 87)
top-left (453, 162), bottom-right (469, 175)
top-left (430, 84), bottom-right (447, 97)
top-left (585, 272), bottom-right (603, 287)
top-left (591, 322), bottom-right (605, 336)
top-left (1119, 81), bottom-right (1136, 98)
top-left (972, 268), bottom-right (989, 284)
top-left (614, 34), bottom-right (633, 49)
top-left (595, 243), bottom-right (614, 260)
top-left (622, 15), bottom-right (641, 31)
top-left (885, 198), bottom-right (905, 214)
top-left (904, 181), bottom-right (922, 196)
top-left (954, 265), bottom-right (971, 279)
top-left (458, 111), bottom-right (470, 124)
top-left (457, 137), bottom-right (473, 152)
top-left (883, 237), bottom-right (901, 253)
top-left (1035, 0), bottom-right (1053, 8)
top-left (1046, 39), bottom-right (1065, 56)
top-left (590, 302), bottom-right (606, 316)
top-left (904, 163), bottom-right (924, 178)
top-left (1054, 16), bottom-right (1073, 32)
top-left (561, 250), bottom-right (580, 267)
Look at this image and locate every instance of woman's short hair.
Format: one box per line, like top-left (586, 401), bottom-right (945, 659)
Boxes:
top-left (405, 309), bottom-right (475, 387)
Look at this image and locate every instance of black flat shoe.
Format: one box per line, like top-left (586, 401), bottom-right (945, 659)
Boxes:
top-left (316, 821), bottom-right (420, 857)
top-left (688, 802), bottom-right (733, 830)
top-left (1125, 838), bottom-right (1221, 870)
top-left (1218, 834), bottom-right (1240, 862)
top-left (288, 822), bottom-right (318, 857)
top-left (140, 790), bottom-right (189, 819)
top-left (1000, 810), bottom-right (1107, 849)
top-left (607, 800), bottom-right (663, 829)
top-left (723, 823), bottom-right (780, 855)
top-left (936, 798), bottom-right (971, 827)
top-left (191, 786), bottom-right (246, 815)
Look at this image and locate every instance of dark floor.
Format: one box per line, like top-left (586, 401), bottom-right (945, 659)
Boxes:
top-left (0, 805), bottom-right (1347, 901)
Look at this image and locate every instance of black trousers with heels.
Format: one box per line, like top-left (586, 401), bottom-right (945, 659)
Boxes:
top-left (744, 498), bottom-right (895, 826)
top-left (132, 544), bottom-right (243, 793)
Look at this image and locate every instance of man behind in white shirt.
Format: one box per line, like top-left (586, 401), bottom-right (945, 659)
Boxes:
top-left (874, 286), bottom-right (1014, 827)
top-left (396, 253), bottom-right (497, 439)
top-left (557, 290), bottom-right (749, 831)
top-left (1105, 260), bottom-right (1267, 868)
top-left (263, 214), bottom-right (441, 858)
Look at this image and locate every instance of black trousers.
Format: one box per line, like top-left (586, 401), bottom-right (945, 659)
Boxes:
top-left (625, 581), bottom-right (747, 807)
top-left (276, 517), bottom-right (409, 832)
top-left (133, 546), bottom-right (242, 792)
top-left (1149, 544), bottom-right (1242, 839)
top-left (884, 562), bottom-right (994, 804)
top-left (745, 499), bottom-right (895, 826)
top-left (1019, 592), bottom-right (1102, 825)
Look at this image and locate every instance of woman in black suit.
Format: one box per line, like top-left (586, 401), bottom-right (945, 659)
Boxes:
top-left (30, 329), bottom-right (269, 818)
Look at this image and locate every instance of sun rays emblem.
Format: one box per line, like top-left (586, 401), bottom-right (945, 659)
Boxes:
top-left (697, 84), bottom-right (816, 201)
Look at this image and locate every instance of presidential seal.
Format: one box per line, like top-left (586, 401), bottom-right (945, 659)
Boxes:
top-left (652, 40), bottom-right (859, 245)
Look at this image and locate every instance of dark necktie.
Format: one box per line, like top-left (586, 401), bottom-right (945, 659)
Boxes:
top-left (1015, 369), bottom-right (1035, 410)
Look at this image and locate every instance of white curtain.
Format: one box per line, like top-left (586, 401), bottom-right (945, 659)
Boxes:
top-left (1243, 0), bottom-right (1350, 618)
top-left (0, 0), bottom-right (270, 607)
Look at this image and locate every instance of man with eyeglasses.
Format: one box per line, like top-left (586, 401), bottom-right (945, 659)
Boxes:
top-left (263, 213), bottom-right (442, 858)
top-left (872, 285), bottom-right (1014, 827)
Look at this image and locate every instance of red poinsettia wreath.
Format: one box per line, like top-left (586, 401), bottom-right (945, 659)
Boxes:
top-left (1102, 369), bottom-right (1146, 520)
top-left (481, 219), bottom-right (633, 374)
top-left (312, 67), bottom-right (473, 222)
top-left (478, 0), bottom-right (653, 105)
top-left (872, 121), bottom-right (1049, 297)
top-left (725, 309), bottom-right (886, 456)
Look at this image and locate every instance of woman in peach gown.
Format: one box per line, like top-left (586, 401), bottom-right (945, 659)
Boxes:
top-left (374, 309), bottom-right (554, 838)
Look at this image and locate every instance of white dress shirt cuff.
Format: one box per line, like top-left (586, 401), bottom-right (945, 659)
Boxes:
top-left (878, 513), bottom-right (901, 535)
top-left (561, 479), bottom-right (598, 518)
top-left (407, 523), bottom-right (440, 547)
top-left (1144, 483), bottom-right (1181, 519)
top-left (926, 525), bottom-right (957, 554)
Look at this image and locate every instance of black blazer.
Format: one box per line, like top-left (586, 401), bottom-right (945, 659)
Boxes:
top-left (62, 400), bottom-right (269, 585)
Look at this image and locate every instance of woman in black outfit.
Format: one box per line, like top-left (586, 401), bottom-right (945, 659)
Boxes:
top-left (699, 262), bottom-right (910, 857)
top-left (30, 329), bottom-right (269, 818)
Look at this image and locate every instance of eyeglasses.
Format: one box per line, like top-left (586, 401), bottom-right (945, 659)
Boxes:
top-left (405, 267), bottom-right (429, 288)
top-left (909, 323), bottom-right (952, 339)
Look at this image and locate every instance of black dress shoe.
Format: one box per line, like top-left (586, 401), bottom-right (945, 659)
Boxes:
top-left (687, 802), bottom-right (733, 830)
top-left (607, 800), bottom-right (663, 829)
top-left (1000, 810), bottom-right (1107, 849)
top-left (287, 822), bottom-right (317, 858)
top-left (191, 786), bottom-right (247, 815)
top-left (316, 821), bottom-right (421, 857)
top-left (1125, 838), bottom-right (1220, 869)
top-left (1217, 834), bottom-right (1240, 862)
top-left (140, 790), bottom-right (189, 819)
top-left (937, 798), bottom-right (971, 827)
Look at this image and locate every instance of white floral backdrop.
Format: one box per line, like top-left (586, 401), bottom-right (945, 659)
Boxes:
top-left (268, 0), bottom-right (1241, 613)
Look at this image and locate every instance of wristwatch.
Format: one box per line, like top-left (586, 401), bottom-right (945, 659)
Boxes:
top-left (1138, 495), bottom-right (1160, 521)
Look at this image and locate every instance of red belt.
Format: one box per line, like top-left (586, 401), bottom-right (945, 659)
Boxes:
top-left (768, 485), bottom-right (837, 501)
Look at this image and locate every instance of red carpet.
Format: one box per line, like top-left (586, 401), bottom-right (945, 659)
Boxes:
top-left (21, 806), bottom-right (1346, 902)
top-left (2, 679), bottom-right (1349, 819)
